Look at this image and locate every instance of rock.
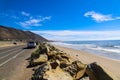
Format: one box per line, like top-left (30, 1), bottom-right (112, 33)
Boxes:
top-left (63, 61), bottom-right (87, 79)
top-left (33, 54), bottom-right (48, 64)
top-left (47, 50), bottom-right (57, 56)
top-left (86, 62), bottom-right (113, 80)
top-left (54, 54), bottom-right (71, 63)
top-left (72, 61), bottom-right (86, 70)
top-left (73, 61), bottom-right (87, 79)
top-left (60, 62), bottom-right (69, 68)
top-left (50, 60), bottom-right (60, 69)
top-left (63, 63), bottom-right (78, 77)
top-left (43, 67), bottom-right (73, 80)
top-left (75, 68), bottom-right (86, 79)
top-left (39, 45), bottom-right (48, 54)
top-left (61, 55), bottom-right (71, 62)
top-left (46, 45), bottom-right (50, 54)
top-left (31, 62), bottom-right (49, 80)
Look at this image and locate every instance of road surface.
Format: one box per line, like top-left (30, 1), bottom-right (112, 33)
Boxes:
top-left (0, 45), bottom-right (35, 80)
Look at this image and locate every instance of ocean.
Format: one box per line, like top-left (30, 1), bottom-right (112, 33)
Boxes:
top-left (51, 40), bottom-right (120, 60)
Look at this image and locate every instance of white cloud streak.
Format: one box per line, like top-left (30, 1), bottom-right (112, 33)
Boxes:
top-left (19, 19), bottom-right (42, 27)
top-left (19, 11), bottom-right (51, 27)
top-left (32, 30), bottom-right (120, 41)
top-left (0, 11), bottom-right (51, 27)
top-left (84, 11), bottom-right (120, 22)
top-left (19, 16), bottom-right (51, 27)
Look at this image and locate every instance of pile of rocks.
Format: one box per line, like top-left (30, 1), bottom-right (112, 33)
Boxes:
top-left (28, 43), bottom-right (113, 80)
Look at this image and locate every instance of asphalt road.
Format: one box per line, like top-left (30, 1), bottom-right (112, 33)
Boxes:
top-left (0, 45), bottom-right (35, 80)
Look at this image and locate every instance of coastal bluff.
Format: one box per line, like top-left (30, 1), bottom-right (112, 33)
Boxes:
top-left (27, 43), bottom-right (113, 80)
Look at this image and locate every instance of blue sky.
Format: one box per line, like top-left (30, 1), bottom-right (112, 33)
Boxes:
top-left (0, 0), bottom-right (120, 41)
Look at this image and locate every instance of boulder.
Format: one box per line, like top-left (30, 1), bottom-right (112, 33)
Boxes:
top-left (72, 61), bottom-right (86, 70)
top-left (86, 62), bottom-right (113, 80)
top-left (47, 50), bottom-right (58, 56)
top-left (31, 62), bottom-right (49, 80)
top-left (63, 63), bottom-right (78, 77)
top-left (49, 60), bottom-right (60, 69)
top-left (63, 60), bottom-right (87, 79)
top-left (33, 54), bottom-right (48, 64)
top-left (72, 61), bottom-right (87, 79)
top-left (60, 62), bottom-right (69, 68)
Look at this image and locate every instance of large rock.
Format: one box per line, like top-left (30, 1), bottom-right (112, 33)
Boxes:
top-left (47, 50), bottom-right (58, 56)
top-left (86, 62), bottom-right (113, 80)
top-left (73, 61), bottom-right (87, 79)
top-left (49, 60), bottom-right (60, 69)
top-left (31, 62), bottom-right (49, 80)
top-left (33, 54), bottom-right (48, 64)
top-left (63, 60), bottom-right (87, 80)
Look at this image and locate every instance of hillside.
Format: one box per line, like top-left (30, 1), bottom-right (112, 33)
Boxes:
top-left (0, 25), bottom-right (48, 41)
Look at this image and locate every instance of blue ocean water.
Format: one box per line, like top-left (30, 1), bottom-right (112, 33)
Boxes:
top-left (51, 40), bottom-right (120, 60)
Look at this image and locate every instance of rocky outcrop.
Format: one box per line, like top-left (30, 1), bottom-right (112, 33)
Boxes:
top-left (28, 43), bottom-right (113, 80)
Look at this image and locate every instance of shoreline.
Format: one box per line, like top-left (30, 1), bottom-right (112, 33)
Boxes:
top-left (50, 41), bottom-right (120, 60)
top-left (81, 50), bottom-right (120, 62)
top-left (54, 45), bottom-right (120, 80)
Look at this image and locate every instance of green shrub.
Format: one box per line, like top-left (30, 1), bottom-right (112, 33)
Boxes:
top-left (31, 49), bottom-right (40, 59)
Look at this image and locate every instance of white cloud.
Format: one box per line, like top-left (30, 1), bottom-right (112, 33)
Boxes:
top-left (0, 11), bottom-right (51, 28)
top-left (84, 11), bottom-right (120, 22)
top-left (32, 30), bottom-right (120, 41)
top-left (19, 19), bottom-right (42, 27)
top-left (21, 11), bottom-right (30, 16)
top-left (19, 16), bottom-right (51, 27)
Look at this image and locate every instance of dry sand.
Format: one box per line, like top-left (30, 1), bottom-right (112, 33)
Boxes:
top-left (55, 46), bottom-right (120, 80)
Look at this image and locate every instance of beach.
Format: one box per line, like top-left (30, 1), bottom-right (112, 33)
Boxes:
top-left (55, 45), bottom-right (120, 80)
top-left (1, 41), bottom-right (120, 80)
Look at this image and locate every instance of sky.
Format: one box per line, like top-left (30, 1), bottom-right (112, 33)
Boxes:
top-left (0, 0), bottom-right (120, 41)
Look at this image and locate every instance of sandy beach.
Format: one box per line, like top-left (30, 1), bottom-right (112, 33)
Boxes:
top-left (54, 45), bottom-right (120, 80)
